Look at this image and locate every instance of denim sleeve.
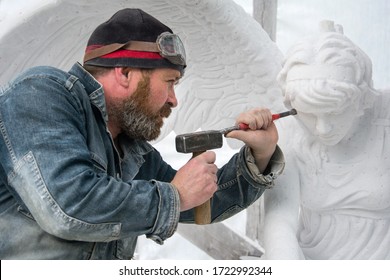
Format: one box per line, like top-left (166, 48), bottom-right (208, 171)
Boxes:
top-left (133, 148), bottom-right (180, 244)
top-left (0, 71), bottom-right (179, 243)
top-left (243, 145), bottom-right (285, 186)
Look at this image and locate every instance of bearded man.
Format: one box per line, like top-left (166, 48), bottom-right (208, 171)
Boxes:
top-left (0, 8), bottom-right (284, 259)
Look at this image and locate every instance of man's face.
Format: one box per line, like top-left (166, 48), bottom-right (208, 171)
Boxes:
top-left (108, 68), bottom-right (180, 141)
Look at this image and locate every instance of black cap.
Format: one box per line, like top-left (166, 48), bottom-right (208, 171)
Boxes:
top-left (84, 8), bottom-right (185, 73)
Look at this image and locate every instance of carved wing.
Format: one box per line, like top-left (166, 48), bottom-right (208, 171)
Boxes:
top-left (0, 0), bottom-right (284, 147)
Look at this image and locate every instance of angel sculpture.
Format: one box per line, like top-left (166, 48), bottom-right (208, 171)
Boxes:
top-left (0, 0), bottom-right (286, 259)
top-left (263, 22), bottom-right (390, 259)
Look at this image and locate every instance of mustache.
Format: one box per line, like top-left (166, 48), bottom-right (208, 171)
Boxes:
top-left (159, 103), bottom-right (172, 118)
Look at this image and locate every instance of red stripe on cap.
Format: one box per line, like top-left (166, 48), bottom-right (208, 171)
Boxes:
top-left (102, 49), bottom-right (163, 60)
top-left (86, 45), bottom-right (105, 52)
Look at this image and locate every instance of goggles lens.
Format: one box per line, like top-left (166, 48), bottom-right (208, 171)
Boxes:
top-left (157, 32), bottom-right (186, 66)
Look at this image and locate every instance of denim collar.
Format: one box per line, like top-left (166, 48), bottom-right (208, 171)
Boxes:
top-left (117, 134), bottom-right (154, 157)
top-left (69, 62), bottom-right (108, 123)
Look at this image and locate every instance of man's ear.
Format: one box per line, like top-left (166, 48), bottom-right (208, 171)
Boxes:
top-left (114, 67), bottom-right (132, 87)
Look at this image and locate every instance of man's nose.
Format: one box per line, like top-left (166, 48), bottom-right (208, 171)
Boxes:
top-left (167, 89), bottom-right (178, 108)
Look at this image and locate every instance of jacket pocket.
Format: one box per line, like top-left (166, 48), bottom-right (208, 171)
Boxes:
top-left (17, 205), bottom-right (36, 221)
top-left (90, 152), bottom-right (107, 173)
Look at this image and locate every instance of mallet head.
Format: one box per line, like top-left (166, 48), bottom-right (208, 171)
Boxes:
top-left (175, 130), bottom-right (223, 154)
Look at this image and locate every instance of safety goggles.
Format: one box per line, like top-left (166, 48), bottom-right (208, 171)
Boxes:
top-left (83, 32), bottom-right (186, 67)
top-left (156, 32), bottom-right (186, 66)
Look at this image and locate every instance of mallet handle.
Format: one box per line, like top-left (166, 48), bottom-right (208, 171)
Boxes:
top-left (195, 200), bottom-right (211, 225)
top-left (192, 151), bottom-right (212, 225)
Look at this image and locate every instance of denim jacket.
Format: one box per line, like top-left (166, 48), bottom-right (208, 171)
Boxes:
top-left (0, 63), bottom-right (284, 259)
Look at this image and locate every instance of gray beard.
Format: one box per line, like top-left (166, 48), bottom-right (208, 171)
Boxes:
top-left (120, 98), bottom-right (164, 141)
top-left (107, 76), bottom-right (171, 141)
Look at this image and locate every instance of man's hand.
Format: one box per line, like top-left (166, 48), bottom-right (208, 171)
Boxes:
top-left (226, 107), bottom-right (278, 173)
top-left (171, 151), bottom-right (218, 211)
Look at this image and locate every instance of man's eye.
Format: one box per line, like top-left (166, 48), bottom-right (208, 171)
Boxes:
top-left (168, 80), bottom-right (179, 86)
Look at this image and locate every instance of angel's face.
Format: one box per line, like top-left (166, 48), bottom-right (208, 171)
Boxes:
top-left (293, 109), bottom-right (357, 145)
top-left (289, 92), bottom-right (359, 146)
top-left (284, 76), bottom-right (361, 146)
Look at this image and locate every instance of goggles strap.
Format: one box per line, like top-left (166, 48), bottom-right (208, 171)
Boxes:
top-left (84, 41), bottom-right (160, 63)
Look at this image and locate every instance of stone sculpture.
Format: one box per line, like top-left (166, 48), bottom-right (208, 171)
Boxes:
top-left (263, 22), bottom-right (390, 259)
